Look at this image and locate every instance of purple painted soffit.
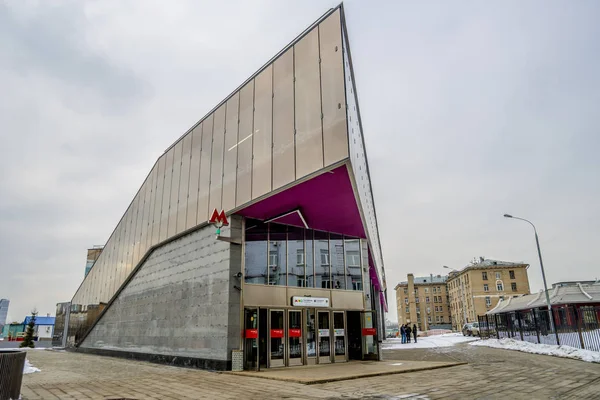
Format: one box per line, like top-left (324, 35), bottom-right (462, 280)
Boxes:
top-left (237, 165), bottom-right (366, 239)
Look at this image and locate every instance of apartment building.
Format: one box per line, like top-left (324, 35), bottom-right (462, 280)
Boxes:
top-left (395, 274), bottom-right (451, 332)
top-left (447, 258), bottom-right (530, 330)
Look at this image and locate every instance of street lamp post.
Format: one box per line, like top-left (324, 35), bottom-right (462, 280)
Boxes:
top-left (503, 214), bottom-right (558, 343)
top-left (444, 266), bottom-right (469, 329)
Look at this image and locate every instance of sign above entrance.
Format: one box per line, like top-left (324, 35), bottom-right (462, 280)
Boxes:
top-left (291, 296), bottom-right (329, 307)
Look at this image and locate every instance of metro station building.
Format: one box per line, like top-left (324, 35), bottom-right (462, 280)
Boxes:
top-left (62, 4), bottom-right (387, 370)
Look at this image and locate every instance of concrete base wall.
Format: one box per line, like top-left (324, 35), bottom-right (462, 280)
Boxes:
top-left (79, 217), bottom-right (242, 370)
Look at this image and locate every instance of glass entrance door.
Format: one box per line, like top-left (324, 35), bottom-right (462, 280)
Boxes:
top-left (317, 311), bottom-right (331, 364)
top-left (244, 308), bottom-right (258, 370)
top-left (288, 310), bottom-right (303, 366)
top-left (269, 310), bottom-right (285, 367)
top-left (333, 311), bottom-right (347, 362)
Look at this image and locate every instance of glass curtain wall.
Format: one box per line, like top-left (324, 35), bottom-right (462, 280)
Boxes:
top-left (244, 219), bottom-right (363, 291)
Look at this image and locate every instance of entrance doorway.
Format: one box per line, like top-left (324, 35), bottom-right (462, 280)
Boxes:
top-left (269, 310), bottom-right (285, 367)
top-left (259, 308), bottom-right (268, 368)
top-left (347, 311), bottom-right (362, 360)
top-left (288, 310), bottom-right (303, 366)
top-left (317, 311), bottom-right (331, 364)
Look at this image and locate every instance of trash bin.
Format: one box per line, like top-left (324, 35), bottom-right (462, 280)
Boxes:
top-left (0, 349), bottom-right (26, 400)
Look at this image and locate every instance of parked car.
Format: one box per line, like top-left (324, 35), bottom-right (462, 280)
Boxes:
top-left (462, 322), bottom-right (480, 336)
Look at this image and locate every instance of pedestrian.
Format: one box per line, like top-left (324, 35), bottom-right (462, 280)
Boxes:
top-left (413, 324), bottom-right (418, 343)
top-left (400, 324), bottom-right (406, 344)
top-left (406, 324), bottom-right (412, 343)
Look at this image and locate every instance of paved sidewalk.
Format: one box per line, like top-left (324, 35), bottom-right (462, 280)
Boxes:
top-left (20, 344), bottom-right (600, 399)
top-left (227, 359), bottom-right (464, 384)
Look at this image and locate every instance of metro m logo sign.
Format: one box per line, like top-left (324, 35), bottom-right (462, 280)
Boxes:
top-left (209, 209), bottom-right (229, 227)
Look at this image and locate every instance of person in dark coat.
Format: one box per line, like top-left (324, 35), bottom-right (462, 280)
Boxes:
top-left (400, 324), bottom-right (406, 344)
top-left (412, 324), bottom-right (418, 343)
top-left (405, 324), bottom-right (412, 343)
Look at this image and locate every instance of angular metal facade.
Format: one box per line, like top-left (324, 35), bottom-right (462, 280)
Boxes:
top-left (68, 5), bottom-right (384, 345)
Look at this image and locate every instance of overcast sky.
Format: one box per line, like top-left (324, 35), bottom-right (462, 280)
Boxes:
top-left (1, 1), bottom-right (599, 323)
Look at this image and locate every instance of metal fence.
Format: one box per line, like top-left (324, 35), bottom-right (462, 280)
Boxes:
top-left (478, 305), bottom-right (600, 352)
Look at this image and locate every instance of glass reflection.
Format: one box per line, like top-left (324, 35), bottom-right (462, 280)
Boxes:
top-left (268, 224), bottom-right (286, 286)
top-left (244, 221), bottom-right (267, 284)
top-left (345, 239), bottom-right (362, 291)
top-left (306, 308), bottom-right (316, 357)
top-left (314, 231), bottom-right (330, 289)
top-left (330, 233), bottom-right (345, 290)
top-left (287, 226), bottom-right (305, 287)
top-left (305, 230), bottom-right (314, 288)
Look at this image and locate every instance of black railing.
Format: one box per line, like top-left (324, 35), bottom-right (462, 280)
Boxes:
top-left (478, 305), bottom-right (600, 352)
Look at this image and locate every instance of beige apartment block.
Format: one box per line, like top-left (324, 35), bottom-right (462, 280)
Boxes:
top-left (394, 274), bottom-right (451, 332)
top-left (447, 258), bottom-right (531, 330)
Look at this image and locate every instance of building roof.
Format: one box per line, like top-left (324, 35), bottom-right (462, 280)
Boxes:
top-left (23, 316), bottom-right (55, 325)
top-left (395, 275), bottom-right (447, 288)
top-left (487, 282), bottom-right (600, 314)
top-left (447, 258), bottom-right (528, 279)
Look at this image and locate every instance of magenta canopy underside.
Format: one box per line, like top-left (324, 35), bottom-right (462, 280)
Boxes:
top-left (237, 165), bottom-right (366, 239)
top-left (237, 165), bottom-right (386, 308)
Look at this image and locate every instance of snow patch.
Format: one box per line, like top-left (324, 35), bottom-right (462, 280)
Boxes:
top-left (471, 338), bottom-right (600, 363)
top-left (23, 359), bottom-right (41, 374)
top-left (383, 332), bottom-right (479, 350)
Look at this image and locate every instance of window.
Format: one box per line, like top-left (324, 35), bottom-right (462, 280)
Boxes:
top-left (483, 284), bottom-right (489, 292)
top-left (427, 307), bottom-right (431, 314)
top-left (404, 288), bottom-right (408, 294)
top-left (405, 298), bottom-right (409, 304)
top-left (509, 270), bottom-right (515, 279)
top-left (482, 271), bottom-right (488, 280)
top-left (320, 249), bottom-right (330, 265)
top-left (416, 297), bottom-right (420, 303)
top-left (428, 316), bottom-right (432, 323)
top-left (321, 279), bottom-right (331, 289)
top-left (486, 296), bottom-right (491, 306)
top-left (432, 287), bottom-right (436, 293)
top-left (511, 282), bottom-right (517, 291)
top-left (496, 272), bottom-right (501, 280)
top-left (346, 251), bottom-right (360, 267)
top-left (296, 249), bottom-right (304, 266)
top-left (426, 297), bottom-right (430, 303)
top-left (425, 288), bottom-right (429, 293)
top-left (352, 279), bottom-right (362, 291)
top-left (405, 307), bottom-right (409, 313)
top-left (497, 280), bottom-right (504, 291)
top-left (297, 277), bottom-right (305, 287)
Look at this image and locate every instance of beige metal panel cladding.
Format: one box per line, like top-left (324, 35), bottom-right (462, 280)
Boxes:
top-left (319, 9), bottom-right (348, 166)
top-left (272, 48), bottom-right (295, 190)
top-left (151, 156), bottom-right (166, 246)
top-left (294, 28), bottom-right (323, 180)
top-left (159, 147), bottom-right (174, 242)
top-left (197, 114), bottom-right (213, 223)
top-left (222, 94), bottom-right (239, 212)
top-left (209, 104), bottom-right (226, 214)
top-left (144, 165), bottom-right (157, 251)
top-left (244, 284), bottom-right (287, 307)
top-left (176, 134), bottom-right (192, 233)
top-left (236, 81), bottom-right (254, 208)
top-left (252, 65), bottom-right (273, 199)
top-left (331, 291), bottom-right (364, 310)
top-left (186, 125), bottom-right (202, 230)
top-left (167, 140), bottom-right (183, 238)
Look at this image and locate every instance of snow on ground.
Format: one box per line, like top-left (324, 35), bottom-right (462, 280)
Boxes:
top-left (471, 338), bottom-right (600, 363)
top-left (23, 359), bottom-right (41, 374)
top-left (383, 333), bottom-right (480, 350)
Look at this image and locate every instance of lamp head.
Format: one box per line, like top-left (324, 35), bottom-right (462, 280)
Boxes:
top-left (503, 214), bottom-right (513, 218)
